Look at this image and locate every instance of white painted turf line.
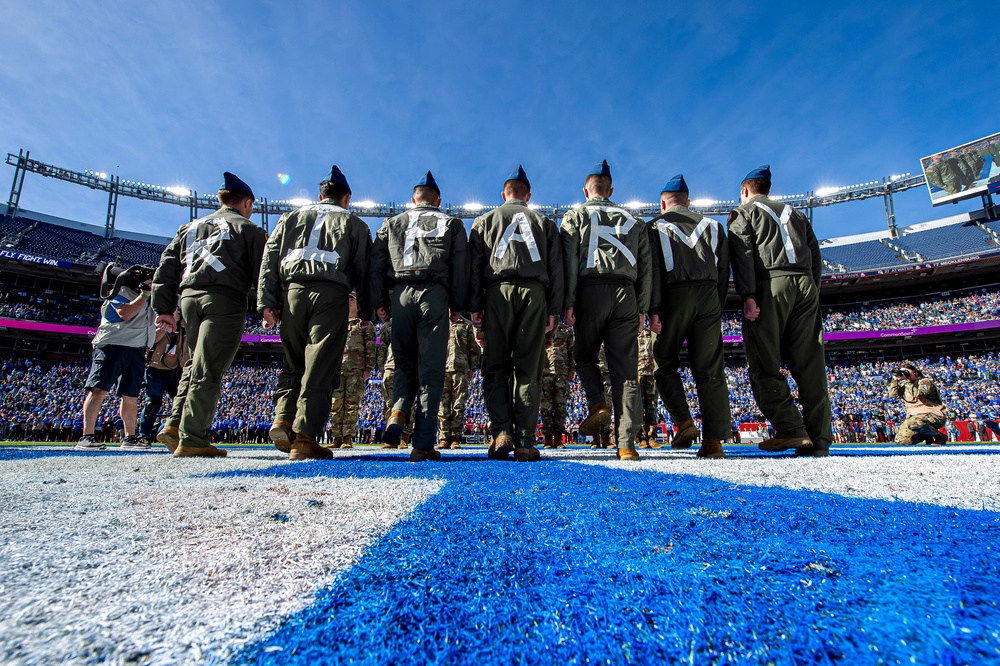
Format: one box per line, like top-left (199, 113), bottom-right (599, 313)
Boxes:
top-left (0, 451), bottom-right (443, 664)
top-left (579, 447), bottom-right (1000, 511)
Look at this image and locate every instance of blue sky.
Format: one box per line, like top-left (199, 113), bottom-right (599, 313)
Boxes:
top-left (2, 1), bottom-right (996, 240)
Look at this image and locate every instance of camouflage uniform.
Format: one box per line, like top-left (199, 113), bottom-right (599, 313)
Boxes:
top-left (540, 322), bottom-right (574, 446)
top-left (636, 326), bottom-right (659, 447)
top-left (438, 318), bottom-right (481, 448)
top-left (925, 158), bottom-right (963, 195)
top-left (888, 375), bottom-right (947, 444)
top-left (329, 317), bottom-right (376, 445)
top-left (377, 321), bottom-right (412, 448)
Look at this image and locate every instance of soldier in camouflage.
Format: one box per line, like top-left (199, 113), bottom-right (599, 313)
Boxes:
top-left (329, 293), bottom-right (376, 448)
top-left (728, 164), bottom-right (831, 457)
top-left (925, 154), bottom-right (964, 195)
top-left (258, 166), bottom-right (372, 461)
top-left (152, 171), bottom-right (267, 458)
top-left (540, 320), bottom-right (574, 449)
top-left (888, 362), bottom-right (948, 445)
top-left (562, 160), bottom-right (652, 461)
top-left (636, 322), bottom-right (661, 449)
top-left (437, 316), bottom-right (481, 449)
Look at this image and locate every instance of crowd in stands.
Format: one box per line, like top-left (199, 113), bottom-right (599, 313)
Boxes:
top-left (6, 281), bottom-right (1000, 337)
top-left (719, 286), bottom-right (1000, 336)
top-left (4, 350), bottom-right (1000, 444)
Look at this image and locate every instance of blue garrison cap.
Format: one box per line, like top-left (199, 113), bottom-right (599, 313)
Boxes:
top-left (661, 174), bottom-right (689, 194)
top-left (415, 170), bottom-right (440, 193)
top-left (505, 164), bottom-right (530, 188)
top-left (220, 171), bottom-right (253, 198)
top-left (744, 164), bottom-right (771, 182)
top-left (588, 160), bottom-right (612, 179)
top-left (324, 165), bottom-right (351, 193)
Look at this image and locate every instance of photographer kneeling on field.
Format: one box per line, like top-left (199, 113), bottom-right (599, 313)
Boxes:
top-left (888, 362), bottom-right (948, 445)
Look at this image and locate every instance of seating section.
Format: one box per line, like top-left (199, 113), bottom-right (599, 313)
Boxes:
top-left (819, 240), bottom-right (910, 272)
top-left (15, 222), bottom-right (108, 262)
top-left (101, 239), bottom-right (165, 266)
top-left (892, 223), bottom-right (994, 261)
top-left (0, 215), bottom-right (30, 237)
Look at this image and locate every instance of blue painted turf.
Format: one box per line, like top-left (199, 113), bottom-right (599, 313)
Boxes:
top-left (201, 457), bottom-right (1000, 665)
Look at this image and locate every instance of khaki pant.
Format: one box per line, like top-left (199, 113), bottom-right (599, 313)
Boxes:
top-left (652, 282), bottom-right (731, 440)
top-left (169, 291), bottom-right (246, 448)
top-left (574, 282), bottom-right (641, 447)
top-left (273, 282), bottom-right (350, 438)
top-left (743, 275), bottom-right (832, 449)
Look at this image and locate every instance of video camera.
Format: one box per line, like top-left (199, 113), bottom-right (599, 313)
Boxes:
top-left (99, 263), bottom-right (156, 300)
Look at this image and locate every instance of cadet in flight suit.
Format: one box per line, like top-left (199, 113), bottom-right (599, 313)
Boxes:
top-left (728, 164), bottom-right (832, 456)
top-left (258, 166), bottom-right (372, 461)
top-left (329, 292), bottom-right (376, 448)
top-left (437, 315), bottom-right (481, 449)
top-left (373, 171), bottom-right (468, 462)
top-left (152, 172), bottom-right (267, 458)
top-left (469, 165), bottom-right (563, 462)
top-left (647, 174), bottom-right (731, 459)
top-left (561, 160), bottom-right (652, 461)
top-left (541, 319), bottom-right (574, 449)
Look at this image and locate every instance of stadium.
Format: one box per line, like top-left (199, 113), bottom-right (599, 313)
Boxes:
top-left (3, 144), bottom-right (1000, 664)
top-left (4, 2), bottom-right (1000, 664)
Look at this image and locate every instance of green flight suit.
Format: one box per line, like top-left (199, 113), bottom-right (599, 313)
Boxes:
top-left (258, 200), bottom-right (372, 439)
top-left (469, 199), bottom-right (563, 447)
top-left (648, 206), bottom-right (731, 440)
top-left (561, 196), bottom-right (652, 448)
top-left (152, 206), bottom-right (267, 449)
top-left (728, 194), bottom-right (832, 450)
top-left (372, 203), bottom-right (468, 450)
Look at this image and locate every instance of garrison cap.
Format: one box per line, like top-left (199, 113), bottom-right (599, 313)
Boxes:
top-left (504, 165), bottom-right (530, 188)
top-left (220, 171), bottom-right (254, 199)
top-left (661, 174), bottom-right (689, 194)
top-left (323, 165), bottom-right (351, 193)
top-left (743, 164), bottom-right (771, 182)
top-left (415, 170), bottom-right (440, 194)
top-left (588, 160), bottom-right (612, 179)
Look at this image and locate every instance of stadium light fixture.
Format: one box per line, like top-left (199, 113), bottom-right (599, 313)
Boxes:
top-left (404, 202), bottom-right (416, 209)
top-left (623, 201), bottom-right (644, 210)
top-left (690, 198), bottom-right (716, 207)
top-left (288, 198), bottom-right (312, 206)
top-left (167, 186), bottom-right (190, 197)
top-left (464, 203), bottom-right (484, 212)
top-left (528, 203), bottom-right (541, 210)
top-left (815, 187), bottom-right (840, 197)
top-left (98, 172), bottom-right (107, 180)
top-left (354, 200), bottom-right (378, 209)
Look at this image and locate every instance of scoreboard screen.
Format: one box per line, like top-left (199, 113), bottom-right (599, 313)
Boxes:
top-left (921, 131), bottom-right (1000, 205)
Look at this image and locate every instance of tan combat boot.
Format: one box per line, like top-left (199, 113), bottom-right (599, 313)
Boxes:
top-left (671, 419), bottom-right (700, 450)
top-left (488, 433), bottom-right (515, 460)
top-left (290, 433), bottom-right (333, 461)
top-left (759, 436), bottom-right (812, 452)
top-left (450, 436), bottom-right (461, 450)
top-left (340, 436), bottom-right (353, 449)
top-left (579, 402), bottom-right (612, 436)
top-left (410, 447), bottom-right (441, 462)
top-left (513, 446), bottom-right (541, 462)
top-left (268, 420), bottom-right (294, 453)
top-left (156, 425), bottom-right (180, 453)
top-left (173, 443), bottom-right (227, 458)
top-left (383, 410), bottom-right (407, 447)
top-left (696, 438), bottom-right (726, 459)
top-left (616, 445), bottom-right (640, 461)
top-left (436, 438), bottom-right (449, 450)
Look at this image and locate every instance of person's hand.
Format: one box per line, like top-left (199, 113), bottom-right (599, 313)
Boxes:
top-left (262, 307), bottom-right (280, 330)
top-left (743, 298), bottom-right (760, 322)
top-left (451, 310), bottom-right (461, 323)
top-left (155, 313), bottom-right (176, 333)
top-left (377, 306), bottom-right (389, 322)
top-left (471, 312), bottom-right (483, 328)
top-left (649, 313), bottom-right (663, 334)
top-left (546, 314), bottom-right (555, 333)
top-left (360, 319), bottom-right (371, 328)
top-left (564, 306), bottom-right (575, 326)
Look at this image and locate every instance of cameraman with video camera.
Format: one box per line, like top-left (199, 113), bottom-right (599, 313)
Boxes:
top-left (137, 306), bottom-right (186, 446)
top-left (888, 361), bottom-right (948, 445)
top-left (75, 264), bottom-right (157, 451)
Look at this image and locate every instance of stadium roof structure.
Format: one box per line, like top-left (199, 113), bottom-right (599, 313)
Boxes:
top-left (6, 149), bottom-right (932, 237)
